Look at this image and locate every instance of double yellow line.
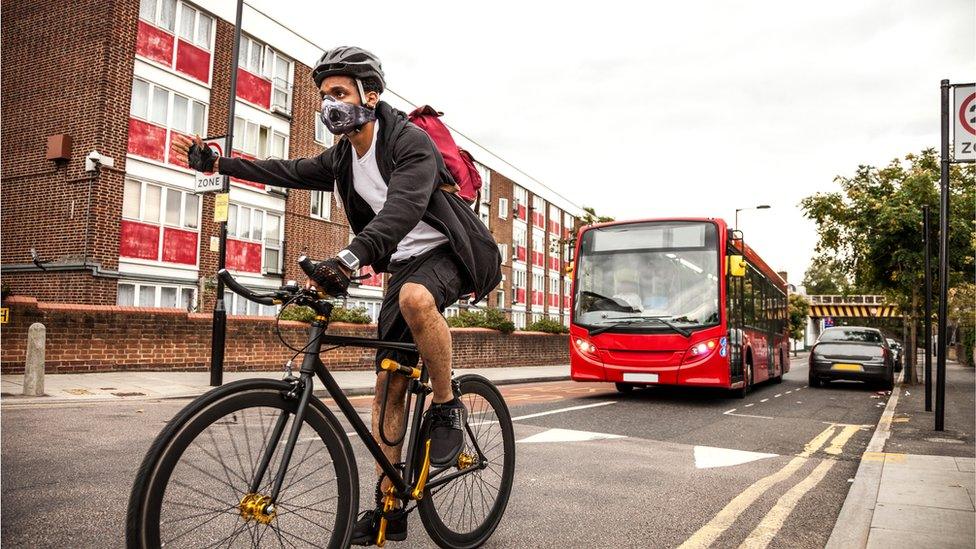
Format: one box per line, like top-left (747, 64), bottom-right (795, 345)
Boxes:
top-left (679, 424), bottom-right (863, 549)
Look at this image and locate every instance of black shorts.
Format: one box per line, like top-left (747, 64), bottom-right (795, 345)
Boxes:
top-left (374, 244), bottom-right (468, 372)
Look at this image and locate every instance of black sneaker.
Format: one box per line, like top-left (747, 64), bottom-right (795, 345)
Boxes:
top-left (349, 508), bottom-right (407, 546)
top-left (426, 398), bottom-right (467, 467)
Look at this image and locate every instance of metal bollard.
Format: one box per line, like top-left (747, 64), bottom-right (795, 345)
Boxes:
top-left (24, 322), bottom-right (45, 396)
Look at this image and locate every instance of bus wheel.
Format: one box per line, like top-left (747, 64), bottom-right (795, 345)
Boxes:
top-left (615, 383), bottom-right (635, 394)
top-left (734, 365), bottom-right (751, 399)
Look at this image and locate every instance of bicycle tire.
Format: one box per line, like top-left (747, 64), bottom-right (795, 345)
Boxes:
top-left (126, 379), bottom-right (358, 549)
top-left (417, 374), bottom-right (515, 549)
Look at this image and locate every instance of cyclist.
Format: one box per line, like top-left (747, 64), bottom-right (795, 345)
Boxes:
top-left (172, 46), bottom-right (501, 545)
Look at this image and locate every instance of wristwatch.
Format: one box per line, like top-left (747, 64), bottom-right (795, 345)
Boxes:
top-left (336, 249), bottom-right (360, 271)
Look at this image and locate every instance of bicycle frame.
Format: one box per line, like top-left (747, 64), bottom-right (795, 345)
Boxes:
top-left (249, 317), bottom-right (489, 510)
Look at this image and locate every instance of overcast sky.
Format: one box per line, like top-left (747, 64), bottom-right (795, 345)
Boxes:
top-left (250, 0), bottom-right (974, 284)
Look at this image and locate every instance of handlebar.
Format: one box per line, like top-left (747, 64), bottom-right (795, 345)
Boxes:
top-left (217, 269), bottom-right (280, 306)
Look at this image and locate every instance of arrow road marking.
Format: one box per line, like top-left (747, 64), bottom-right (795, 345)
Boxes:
top-left (517, 428), bottom-right (626, 443)
top-left (694, 446), bottom-right (778, 469)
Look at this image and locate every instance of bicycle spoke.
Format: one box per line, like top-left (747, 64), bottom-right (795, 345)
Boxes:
top-left (162, 499), bottom-right (237, 545)
top-left (160, 504), bottom-right (237, 526)
top-left (202, 428), bottom-right (249, 486)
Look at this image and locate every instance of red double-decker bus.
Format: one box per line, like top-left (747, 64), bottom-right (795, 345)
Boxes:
top-left (569, 218), bottom-right (789, 397)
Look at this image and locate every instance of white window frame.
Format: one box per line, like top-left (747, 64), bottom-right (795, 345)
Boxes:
top-left (123, 178), bottom-right (201, 231)
top-left (498, 243), bottom-right (508, 264)
top-left (495, 274), bottom-right (506, 308)
top-left (118, 281), bottom-right (197, 310)
top-left (479, 206), bottom-right (490, 229)
top-left (475, 162), bottom-right (491, 203)
top-left (130, 78), bottom-right (207, 141)
top-left (314, 115), bottom-right (334, 147)
top-left (311, 190), bottom-right (332, 220)
top-left (176, 3), bottom-right (214, 50)
top-left (270, 51), bottom-right (294, 114)
top-left (498, 197), bottom-right (509, 219)
top-left (263, 212), bottom-right (283, 275)
top-left (512, 311), bottom-right (526, 330)
top-left (139, 0), bottom-right (177, 32)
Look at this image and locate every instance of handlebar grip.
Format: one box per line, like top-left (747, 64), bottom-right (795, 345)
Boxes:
top-left (297, 255), bottom-right (316, 279)
top-left (217, 269), bottom-right (277, 306)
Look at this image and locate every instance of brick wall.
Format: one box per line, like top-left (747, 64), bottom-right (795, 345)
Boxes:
top-left (1, 0), bottom-right (137, 303)
top-left (0, 296), bottom-right (568, 374)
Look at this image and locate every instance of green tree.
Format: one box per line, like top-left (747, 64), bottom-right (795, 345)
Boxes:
top-left (801, 256), bottom-right (859, 295)
top-left (800, 149), bottom-right (975, 379)
top-left (788, 293), bottom-right (811, 354)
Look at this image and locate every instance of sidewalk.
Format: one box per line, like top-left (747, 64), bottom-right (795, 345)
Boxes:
top-left (0, 364), bottom-right (570, 406)
top-left (827, 356), bottom-right (976, 549)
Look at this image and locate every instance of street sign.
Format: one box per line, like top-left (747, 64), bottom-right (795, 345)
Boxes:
top-left (194, 136), bottom-right (228, 193)
top-left (213, 192), bottom-right (229, 223)
top-left (954, 84), bottom-right (976, 162)
top-left (823, 317), bottom-right (834, 328)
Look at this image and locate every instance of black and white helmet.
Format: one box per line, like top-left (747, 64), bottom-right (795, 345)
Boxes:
top-left (311, 46), bottom-right (385, 91)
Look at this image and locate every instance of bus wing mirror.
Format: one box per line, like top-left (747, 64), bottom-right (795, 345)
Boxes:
top-left (728, 255), bottom-right (746, 277)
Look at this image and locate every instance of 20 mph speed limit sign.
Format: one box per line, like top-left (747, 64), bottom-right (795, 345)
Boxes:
top-left (194, 136), bottom-right (228, 193)
top-left (954, 84), bottom-right (976, 162)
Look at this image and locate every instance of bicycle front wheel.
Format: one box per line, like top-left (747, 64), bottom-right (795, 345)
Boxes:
top-left (418, 374), bottom-right (515, 549)
top-left (127, 379), bottom-right (357, 548)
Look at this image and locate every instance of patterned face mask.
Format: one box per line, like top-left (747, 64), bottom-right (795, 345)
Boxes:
top-left (320, 95), bottom-right (375, 135)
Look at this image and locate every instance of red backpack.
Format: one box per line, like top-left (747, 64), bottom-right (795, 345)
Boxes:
top-left (408, 105), bottom-right (483, 209)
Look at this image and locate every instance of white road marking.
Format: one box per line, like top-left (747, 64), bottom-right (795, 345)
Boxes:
top-left (723, 409), bottom-right (774, 420)
top-left (694, 445), bottom-right (778, 469)
top-left (517, 428), bottom-right (626, 443)
top-left (744, 403), bottom-right (754, 408)
top-left (774, 394), bottom-right (782, 398)
top-left (510, 400), bottom-right (617, 422)
top-left (760, 398), bottom-right (769, 403)
top-left (785, 390), bottom-right (793, 394)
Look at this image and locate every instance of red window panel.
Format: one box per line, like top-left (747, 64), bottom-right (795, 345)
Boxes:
top-left (515, 246), bottom-right (526, 262)
top-left (175, 40), bottom-right (211, 84)
top-left (516, 288), bottom-right (526, 303)
top-left (360, 266), bottom-right (383, 288)
top-left (236, 68), bottom-right (272, 110)
top-left (517, 204), bottom-right (527, 220)
top-left (136, 20), bottom-right (174, 67)
top-left (161, 227), bottom-right (198, 265)
top-left (533, 291), bottom-right (544, 306)
top-left (549, 256), bottom-right (560, 271)
top-left (534, 212), bottom-right (545, 228)
top-left (226, 238), bottom-right (263, 273)
top-left (127, 118), bottom-right (167, 163)
top-left (563, 228), bottom-right (570, 240)
top-left (549, 220), bottom-right (560, 235)
top-left (119, 220), bottom-right (161, 260)
top-left (230, 151), bottom-right (265, 189)
top-left (532, 251), bottom-right (544, 267)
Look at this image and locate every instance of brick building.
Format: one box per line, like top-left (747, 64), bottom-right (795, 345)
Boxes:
top-left (1, 0), bottom-right (582, 329)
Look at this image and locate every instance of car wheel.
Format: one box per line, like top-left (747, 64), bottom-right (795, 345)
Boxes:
top-left (734, 364), bottom-right (752, 399)
top-left (880, 369), bottom-right (894, 391)
top-left (615, 383), bottom-right (634, 394)
top-left (808, 372), bottom-right (822, 388)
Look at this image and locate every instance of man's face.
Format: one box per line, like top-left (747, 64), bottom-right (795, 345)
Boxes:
top-left (319, 75), bottom-right (377, 108)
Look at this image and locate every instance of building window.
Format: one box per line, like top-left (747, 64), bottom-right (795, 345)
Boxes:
top-left (475, 161), bottom-right (491, 202)
top-left (270, 52), bottom-right (294, 114)
top-left (263, 213), bottom-right (282, 274)
top-left (177, 3), bottom-right (213, 50)
top-left (531, 232), bottom-right (544, 268)
top-left (123, 179), bottom-right (200, 230)
top-left (118, 281), bottom-right (196, 310)
top-left (238, 35), bottom-right (266, 75)
top-left (223, 290), bottom-right (278, 316)
top-left (532, 272), bottom-right (544, 306)
top-left (495, 275), bottom-right (505, 308)
top-left (498, 243), bottom-right (508, 264)
top-left (311, 190), bottom-right (331, 220)
top-left (315, 115), bottom-right (334, 147)
top-left (233, 117), bottom-right (286, 161)
top-left (512, 268), bottom-right (527, 305)
top-left (130, 79), bottom-right (206, 136)
top-left (513, 224), bottom-right (527, 263)
top-left (479, 206), bottom-right (490, 229)
top-left (531, 195), bottom-right (545, 228)
top-left (514, 186), bottom-right (528, 221)
top-left (512, 311), bottom-right (526, 330)
top-left (139, 0), bottom-right (176, 32)
top-left (498, 197), bottom-right (508, 219)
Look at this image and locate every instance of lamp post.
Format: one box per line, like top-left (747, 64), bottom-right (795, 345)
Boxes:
top-left (734, 204), bottom-right (771, 230)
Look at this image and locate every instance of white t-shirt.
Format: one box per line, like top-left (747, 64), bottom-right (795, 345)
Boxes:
top-left (351, 122), bottom-right (448, 263)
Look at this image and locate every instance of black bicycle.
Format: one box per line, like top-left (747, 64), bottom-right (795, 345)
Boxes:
top-left (126, 257), bottom-right (515, 548)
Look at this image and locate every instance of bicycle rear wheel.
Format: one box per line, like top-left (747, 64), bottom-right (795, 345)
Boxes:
top-left (127, 379), bottom-right (357, 548)
top-left (418, 374), bottom-right (515, 549)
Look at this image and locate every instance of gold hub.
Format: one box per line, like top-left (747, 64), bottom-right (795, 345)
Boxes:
top-left (239, 493), bottom-right (276, 525)
top-left (456, 451), bottom-right (477, 470)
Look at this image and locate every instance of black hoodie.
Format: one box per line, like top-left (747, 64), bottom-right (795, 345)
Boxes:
top-left (217, 101), bottom-right (502, 302)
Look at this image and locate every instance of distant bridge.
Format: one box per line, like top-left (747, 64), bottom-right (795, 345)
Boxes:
top-left (806, 295), bottom-right (901, 319)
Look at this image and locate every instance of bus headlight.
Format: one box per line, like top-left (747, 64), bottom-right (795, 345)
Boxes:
top-left (574, 337), bottom-right (597, 355)
top-left (688, 339), bottom-right (718, 357)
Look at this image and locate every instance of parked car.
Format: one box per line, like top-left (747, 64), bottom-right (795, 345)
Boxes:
top-left (886, 338), bottom-right (904, 372)
top-left (809, 327), bottom-right (894, 390)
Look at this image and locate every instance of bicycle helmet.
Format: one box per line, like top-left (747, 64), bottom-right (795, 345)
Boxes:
top-left (312, 46), bottom-right (385, 91)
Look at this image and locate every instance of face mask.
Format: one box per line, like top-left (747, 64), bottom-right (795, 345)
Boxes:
top-left (320, 95), bottom-right (375, 135)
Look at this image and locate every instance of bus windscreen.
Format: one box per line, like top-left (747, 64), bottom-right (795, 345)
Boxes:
top-left (575, 221), bottom-right (720, 330)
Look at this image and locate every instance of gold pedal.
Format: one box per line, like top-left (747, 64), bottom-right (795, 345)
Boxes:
top-left (375, 486), bottom-right (397, 547)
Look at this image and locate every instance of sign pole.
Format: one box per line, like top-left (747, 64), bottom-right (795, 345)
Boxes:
top-left (923, 205), bottom-right (932, 412)
top-left (209, 0), bottom-right (244, 387)
top-left (934, 79), bottom-right (950, 431)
